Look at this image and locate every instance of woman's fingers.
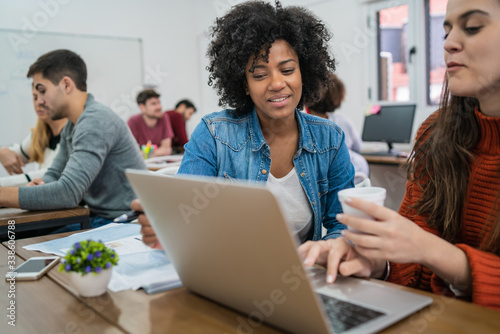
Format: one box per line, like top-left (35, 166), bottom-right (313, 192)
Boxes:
top-left (341, 197), bottom-right (396, 221)
top-left (325, 238), bottom-right (351, 283)
top-left (130, 198), bottom-right (143, 212)
top-left (340, 229), bottom-right (383, 249)
top-left (299, 241), bottom-right (325, 267)
top-left (299, 238), bottom-right (361, 284)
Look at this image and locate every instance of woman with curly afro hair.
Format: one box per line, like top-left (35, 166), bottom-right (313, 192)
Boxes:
top-left (133, 0), bottom-right (354, 248)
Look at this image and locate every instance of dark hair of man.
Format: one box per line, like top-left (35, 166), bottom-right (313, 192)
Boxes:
top-left (307, 74), bottom-right (346, 114)
top-left (26, 49), bottom-right (87, 92)
top-left (136, 89), bottom-right (160, 105)
top-left (407, 80), bottom-right (500, 255)
top-left (206, 0), bottom-right (335, 115)
top-left (175, 99), bottom-right (197, 112)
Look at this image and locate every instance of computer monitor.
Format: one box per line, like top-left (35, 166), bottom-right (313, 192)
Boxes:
top-left (361, 104), bottom-right (416, 156)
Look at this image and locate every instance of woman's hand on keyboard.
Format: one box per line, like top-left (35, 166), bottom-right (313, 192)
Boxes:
top-left (298, 237), bottom-right (386, 283)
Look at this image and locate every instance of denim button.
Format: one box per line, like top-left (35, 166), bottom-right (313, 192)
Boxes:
top-left (262, 169), bottom-right (268, 175)
top-left (300, 172), bottom-right (305, 177)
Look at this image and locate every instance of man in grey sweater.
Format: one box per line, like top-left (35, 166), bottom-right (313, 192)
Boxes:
top-left (0, 49), bottom-right (146, 228)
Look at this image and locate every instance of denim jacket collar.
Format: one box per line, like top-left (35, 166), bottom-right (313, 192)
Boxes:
top-left (249, 108), bottom-right (316, 154)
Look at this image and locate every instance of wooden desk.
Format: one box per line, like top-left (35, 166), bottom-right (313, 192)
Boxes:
top-left (6, 232), bottom-right (280, 334)
top-left (363, 155), bottom-right (407, 166)
top-left (146, 155), bottom-right (183, 172)
top-left (0, 246), bottom-right (124, 333)
top-left (3, 233), bottom-right (500, 334)
top-left (0, 206), bottom-right (90, 240)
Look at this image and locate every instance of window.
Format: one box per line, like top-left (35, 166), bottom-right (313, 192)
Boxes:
top-left (377, 4), bottom-right (410, 102)
top-left (426, 0), bottom-right (448, 105)
top-left (368, 0), bottom-right (448, 107)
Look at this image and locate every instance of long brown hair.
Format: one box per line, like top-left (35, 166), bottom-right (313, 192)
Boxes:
top-left (29, 118), bottom-right (52, 164)
top-left (408, 78), bottom-right (500, 255)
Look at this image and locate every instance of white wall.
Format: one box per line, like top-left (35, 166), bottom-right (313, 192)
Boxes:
top-left (0, 0), bottom-right (200, 145)
top-left (0, 0), bottom-right (370, 148)
top-left (303, 0), bottom-right (369, 136)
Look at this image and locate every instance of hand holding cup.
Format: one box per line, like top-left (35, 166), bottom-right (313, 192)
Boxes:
top-left (337, 187), bottom-right (386, 232)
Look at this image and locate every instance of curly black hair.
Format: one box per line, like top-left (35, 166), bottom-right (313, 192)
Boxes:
top-left (207, 0), bottom-right (336, 115)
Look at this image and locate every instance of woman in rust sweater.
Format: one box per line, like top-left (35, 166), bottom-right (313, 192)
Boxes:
top-left (299, 0), bottom-right (500, 310)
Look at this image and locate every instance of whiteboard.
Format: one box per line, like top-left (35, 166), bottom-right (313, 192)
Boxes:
top-left (0, 29), bottom-right (143, 145)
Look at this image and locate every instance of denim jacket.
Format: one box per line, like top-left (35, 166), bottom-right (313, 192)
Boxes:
top-left (178, 108), bottom-right (354, 241)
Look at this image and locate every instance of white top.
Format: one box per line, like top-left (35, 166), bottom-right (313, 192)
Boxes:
top-left (267, 167), bottom-right (313, 243)
top-left (9, 133), bottom-right (60, 169)
top-left (327, 113), bottom-right (369, 177)
top-left (0, 133), bottom-right (61, 187)
top-left (328, 113), bottom-right (362, 152)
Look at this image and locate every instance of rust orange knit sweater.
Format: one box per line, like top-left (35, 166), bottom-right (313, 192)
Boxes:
top-left (388, 109), bottom-right (500, 311)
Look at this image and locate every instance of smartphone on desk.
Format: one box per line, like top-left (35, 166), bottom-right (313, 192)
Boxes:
top-left (5, 256), bottom-right (59, 281)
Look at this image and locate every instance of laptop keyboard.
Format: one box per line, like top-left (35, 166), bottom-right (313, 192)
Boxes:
top-left (319, 294), bottom-right (386, 333)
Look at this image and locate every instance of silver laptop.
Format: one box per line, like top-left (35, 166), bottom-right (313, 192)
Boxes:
top-left (125, 170), bottom-right (432, 334)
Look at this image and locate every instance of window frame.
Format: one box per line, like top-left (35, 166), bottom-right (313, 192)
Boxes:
top-left (365, 0), bottom-right (439, 119)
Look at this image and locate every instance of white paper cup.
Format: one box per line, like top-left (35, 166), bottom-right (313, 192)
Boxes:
top-left (337, 187), bottom-right (386, 228)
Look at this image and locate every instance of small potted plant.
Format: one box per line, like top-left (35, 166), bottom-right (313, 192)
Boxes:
top-left (59, 239), bottom-right (119, 297)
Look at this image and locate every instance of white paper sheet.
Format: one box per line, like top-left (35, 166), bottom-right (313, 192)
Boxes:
top-left (23, 223), bottom-right (182, 293)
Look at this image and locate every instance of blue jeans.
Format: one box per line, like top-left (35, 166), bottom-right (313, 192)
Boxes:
top-left (50, 216), bottom-right (114, 234)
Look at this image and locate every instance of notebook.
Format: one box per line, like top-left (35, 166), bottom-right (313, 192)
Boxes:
top-left (125, 169), bottom-right (432, 334)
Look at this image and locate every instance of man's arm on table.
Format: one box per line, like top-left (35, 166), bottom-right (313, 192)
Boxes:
top-left (0, 187), bottom-right (20, 208)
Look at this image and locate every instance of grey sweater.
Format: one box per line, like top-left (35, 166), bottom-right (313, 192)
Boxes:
top-left (19, 94), bottom-right (147, 219)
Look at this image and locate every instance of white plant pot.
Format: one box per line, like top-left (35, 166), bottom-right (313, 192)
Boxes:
top-left (68, 268), bottom-right (112, 297)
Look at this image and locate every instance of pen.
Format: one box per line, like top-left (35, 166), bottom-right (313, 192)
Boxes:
top-left (113, 211), bottom-right (141, 223)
